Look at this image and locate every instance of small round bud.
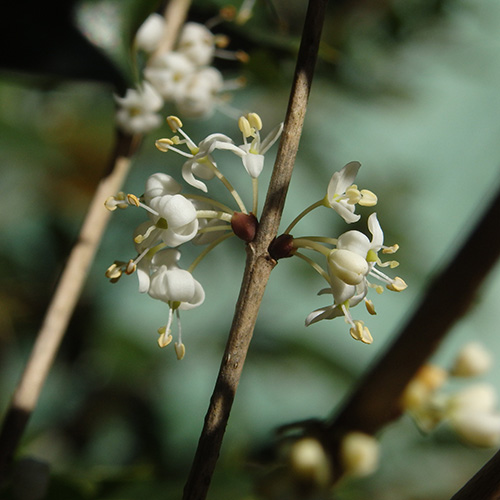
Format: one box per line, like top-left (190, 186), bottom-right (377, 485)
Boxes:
top-left (340, 432), bottom-right (379, 477)
top-left (231, 212), bottom-right (259, 242)
top-left (269, 234), bottom-right (295, 260)
top-left (451, 342), bottom-right (493, 377)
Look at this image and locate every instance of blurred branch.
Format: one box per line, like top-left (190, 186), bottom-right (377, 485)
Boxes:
top-left (0, 0), bottom-right (191, 481)
top-left (451, 448), bottom-right (500, 499)
top-left (181, 1), bottom-right (329, 499)
top-left (0, 131), bottom-right (140, 480)
top-left (322, 179), bottom-right (500, 478)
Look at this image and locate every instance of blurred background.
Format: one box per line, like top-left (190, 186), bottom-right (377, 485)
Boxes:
top-left (1, 0), bottom-right (500, 498)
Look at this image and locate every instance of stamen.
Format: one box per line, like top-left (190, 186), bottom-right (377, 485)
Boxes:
top-left (155, 138), bottom-right (174, 152)
top-left (134, 223), bottom-right (158, 244)
top-left (166, 115), bottom-right (183, 132)
top-left (382, 244), bottom-right (399, 254)
top-left (345, 185), bottom-right (361, 204)
top-left (387, 277), bottom-right (407, 292)
top-left (238, 116), bottom-right (252, 137)
top-left (105, 262), bottom-right (123, 280)
top-left (247, 112), bottom-right (262, 131)
top-left (126, 194), bottom-right (140, 207)
top-left (125, 259), bottom-right (136, 274)
top-left (359, 189), bottom-right (377, 207)
top-left (365, 299), bottom-right (376, 315)
top-left (350, 321), bottom-right (373, 344)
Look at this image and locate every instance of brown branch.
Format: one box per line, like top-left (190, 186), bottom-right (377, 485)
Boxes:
top-left (0, 0), bottom-right (191, 480)
top-left (181, 1), bottom-right (329, 499)
top-left (322, 182), bottom-right (500, 474)
top-left (0, 131), bottom-right (140, 480)
top-left (451, 448), bottom-right (500, 500)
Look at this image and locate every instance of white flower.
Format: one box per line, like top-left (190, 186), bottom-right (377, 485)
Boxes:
top-left (213, 113), bottom-right (283, 178)
top-left (156, 116), bottom-right (234, 192)
top-left (324, 162), bottom-right (377, 223)
top-left (144, 52), bottom-right (196, 100)
top-left (147, 248), bottom-right (205, 358)
top-left (305, 214), bottom-right (406, 343)
top-left (177, 22), bottom-right (216, 66)
top-left (146, 194), bottom-right (199, 247)
top-left (340, 432), bottom-right (379, 477)
top-left (135, 13), bottom-right (165, 52)
top-left (114, 82), bottom-right (164, 134)
top-left (446, 384), bottom-right (500, 447)
top-left (175, 67), bottom-right (224, 118)
top-left (451, 342), bottom-right (493, 377)
top-left (143, 172), bottom-right (182, 205)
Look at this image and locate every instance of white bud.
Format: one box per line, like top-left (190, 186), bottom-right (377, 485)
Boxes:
top-left (340, 432), bottom-right (379, 477)
top-left (451, 342), bottom-right (493, 377)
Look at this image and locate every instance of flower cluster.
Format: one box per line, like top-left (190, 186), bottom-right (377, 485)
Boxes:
top-left (115, 11), bottom-right (247, 134)
top-left (106, 113), bottom-right (283, 358)
top-left (270, 161), bottom-right (407, 344)
top-left (401, 342), bottom-right (500, 447)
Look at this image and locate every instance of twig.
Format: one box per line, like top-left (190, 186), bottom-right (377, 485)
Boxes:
top-left (451, 448), bottom-right (500, 499)
top-left (0, 0), bottom-right (191, 479)
top-left (322, 182), bottom-right (500, 475)
top-left (0, 131), bottom-right (139, 478)
top-left (182, 1), bottom-right (329, 499)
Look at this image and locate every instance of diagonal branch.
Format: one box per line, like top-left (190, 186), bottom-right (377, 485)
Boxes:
top-left (0, 0), bottom-right (191, 480)
top-left (182, 1), bottom-right (329, 499)
top-left (321, 181), bottom-right (500, 477)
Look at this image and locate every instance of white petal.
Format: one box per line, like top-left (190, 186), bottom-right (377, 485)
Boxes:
top-left (135, 13), bottom-right (165, 52)
top-left (144, 173), bottom-right (182, 204)
top-left (367, 213), bottom-right (384, 249)
top-left (337, 230), bottom-right (371, 257)
top-left (326, 161), bottom-right (361, 202)
top-left (242, 153), bottom-right (264, 178)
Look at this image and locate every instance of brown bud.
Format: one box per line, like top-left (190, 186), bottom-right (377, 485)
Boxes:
top-left (269, 234), bottom-right (295, 260)
top-left (231, 212), bottom-right (259, 242)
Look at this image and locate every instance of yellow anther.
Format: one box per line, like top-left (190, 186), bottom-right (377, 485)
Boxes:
top-left (126, 193), bottom-right (140, 207)
top-left (155, 138), bottom-right (174, 152)
top-left (158, 329), bottom-right (173, 348)
top-left (359, 189), bottom-right (377, 207)
top-left (238, 116), bottom-right (252, 137)
top-left (375, 285), bottom-right (384, 294)
top-left (166, 115), bottom-right (183, 131)
top-left (175, 342), bottom-right (186, 360)
top-left (365, 299), bottom-right (376, 315)
top-left (389, 260), bottom-right (399, 269)
top-left (350, 321), bottom-right (373, 344)
top-left (104, 196), bottom-right (118, 211)
top-left (220, 5), bottom-right (237, 20)
top-left (382, 244), bottom-right (399, 254)
top-left (345, 185), bottom-right (361, 204)
top-left (247, 112), bottom-right (262, 131)
top-left (105, 263), bottom-right (122, 279)
top-left (214, 34), bottom-right (230, 48)
top-left (236, 50), bottom-right (250, 63)
top-left (125, 260), bottom-right (136, 275)
top-left (387, 277), bottom-right (407, 292)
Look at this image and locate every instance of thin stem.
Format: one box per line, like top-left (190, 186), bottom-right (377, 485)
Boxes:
top-left (252, 177), bottom-right (259, 215)
top-left (196, 210), bottom-right (233, 223)
top-left (185, 193), bottom-right (235, 214)
top-left (182, 1), bottom-right (329, 498)
top-left (284, 199), bottom-right (324, 234)
top-left (293, 237), bottom-right (333, 256)
top-left (206, 161), bottom-right (248, 214)
top-left (294, 251), bottom-right (331, 283)
top-left (187, 232), bottom-right (234, 273)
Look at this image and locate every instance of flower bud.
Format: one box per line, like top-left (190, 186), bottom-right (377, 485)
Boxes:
top-left (231, 212), bottom-right (259, 242)
top-left (340, 432), bottom-right (379, 477)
